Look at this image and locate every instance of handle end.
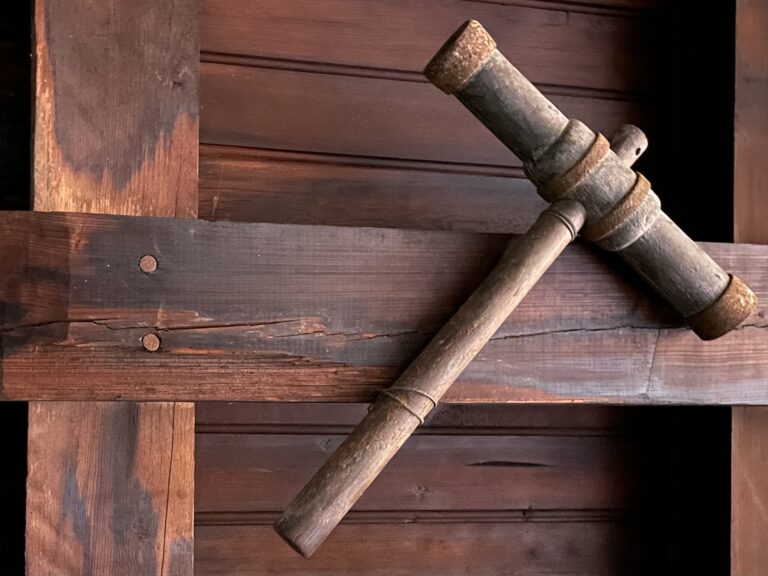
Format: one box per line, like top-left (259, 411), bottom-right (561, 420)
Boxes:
top-left (685, 274), bottom-right (758, 340)
top-left (274, 513), bottom-right (319, 558)
top-left (424, 20), bottom-right (496, 94)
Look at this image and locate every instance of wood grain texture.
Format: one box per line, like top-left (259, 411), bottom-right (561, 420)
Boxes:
top-left (26, 403), bottom-right (194, 576)
top-left (1, 211), bottom-right (765, 404)
top-left (200, 62), bottom-right (648, 167)
top-left (196, 521), bottom-right (647, 576)
top-left (734, 0), bottom-right (768, 245)
top-left (480, 0), bottom-right (662, 11)
top-left (195, 403), bottom-right (645, 435)
top-left (732, 1), bottom-right (768, 572)
top-left (200, 0), bottom-right (656, 93)
top-left (28, 0), bottom-right (198, 574)
top-left (196, 432), bottom-right (644, 514)
top-left (33, 0), bottom-right (198, 216)
top-left (198, 145), bottom-right (547, 233)
top-left (732, 407), bottom-right (768, 573)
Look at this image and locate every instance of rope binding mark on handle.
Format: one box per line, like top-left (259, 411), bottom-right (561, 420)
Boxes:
top-left (372, 387), bottom-right (440, 424)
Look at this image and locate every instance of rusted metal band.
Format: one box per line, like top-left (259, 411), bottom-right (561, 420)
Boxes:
top-left (581, 172), bottom-right (651, 242)
top-left (685, 275), bottom-right (758, 340)
top-left (538, 132), bottom-right (611, 202)
top-left (424, 20), bottom-right (496, 94)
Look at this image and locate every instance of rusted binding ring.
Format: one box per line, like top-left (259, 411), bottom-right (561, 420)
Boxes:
top-left (538, 132), bottom-right (611, 202)
top-left (581, 172), bottom-right (651, 243)
top-left (374, 387), bottom-right (439, 424)
top-left (685, 275), bottom-right (758, 341)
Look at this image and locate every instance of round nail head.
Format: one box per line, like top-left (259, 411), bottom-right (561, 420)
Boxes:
top-left (142, 333), bottom-right (161, 352)
top-left (139, 255), bottom-right (158, 273)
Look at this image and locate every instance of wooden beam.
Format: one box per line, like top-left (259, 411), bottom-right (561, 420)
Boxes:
top-left (732, 0), bottom-right (768, 572)
top-left (1, 211), bottom-right (765, 404)
top-left (26, 0), bottom-right (198, 574)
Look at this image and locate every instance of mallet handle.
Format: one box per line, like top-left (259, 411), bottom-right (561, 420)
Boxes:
top-left (274, 200), bottom-right (586, 557)
top-left (424, 20), bottom-right (756, 340)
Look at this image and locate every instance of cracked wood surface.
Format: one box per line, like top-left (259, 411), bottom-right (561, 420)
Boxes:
top-left (26, 0), bottom-right (197, 574)
top-left (1, 211), bottom-right (766, 404)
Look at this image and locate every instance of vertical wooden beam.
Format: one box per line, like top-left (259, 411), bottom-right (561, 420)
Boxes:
top-left (732, 0), bottom-right (768, 573)
top-left (733, 0), bottom-right (768, 246)
top-left (26, 0), bottom-right (198, 574)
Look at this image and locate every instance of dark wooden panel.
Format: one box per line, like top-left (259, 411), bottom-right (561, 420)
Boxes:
top-left (1, 211), bottom-right (766, 403)
top-left (195, 403), bottom-right (644, 434)
top-left (196, 432), bottom-right (644, 513)
top-left (195, 521), bottom-right (647, 576)
top-left (198, 146), bottom-right (546, 232)
top-left (200, 0), bottom-right (657, 93)
top-left (27, 0), bottom-right (198, 574)
top-left (200, 63), bottom-right (649, 166)
top-left (484, 0), bottom-right (662, 10)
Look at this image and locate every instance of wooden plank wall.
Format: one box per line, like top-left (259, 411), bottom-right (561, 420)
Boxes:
top-left (198, 0), bottom-right (659, 233)
top-left (193, 1), bottom-right (728, 573)
top-left (196, 404), bottom-right (670, 574)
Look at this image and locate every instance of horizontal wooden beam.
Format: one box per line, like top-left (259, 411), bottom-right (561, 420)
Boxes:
top-left (1, 211), bottom-right (765, 404)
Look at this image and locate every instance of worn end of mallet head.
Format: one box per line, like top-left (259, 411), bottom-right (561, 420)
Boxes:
top-left (685, 275), bottom-right (758, 340)
top-left (424, 20), bottom-right (496, 94)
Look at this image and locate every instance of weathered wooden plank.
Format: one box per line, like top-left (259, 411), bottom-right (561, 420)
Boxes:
top-left (734, 0), bottom-right (768, 246)
top-left (1, 212), bottom-right (765, 404)
top-left (198, 145), bottom-right (546, 233)
top-left (26, 403), bottom-right (195, 574)
top-left (732, 406), bottom-right (768, 572)
top-left (732, 1), bottom-right (768, 571)
top-left (195, 403), bottom-right (645, 434)
top-left (196, 432), bottom-right (645, 514)
top-left (200, 0), bottom-right (658, 93)
top-left (200, 62), bottom-right (649, 166)
top-left (27, 0), bottom-right (198, 574)
top-left (196, 521), bottom-right (648, 576)
top-left (33, 0), bottom-right (198, 217)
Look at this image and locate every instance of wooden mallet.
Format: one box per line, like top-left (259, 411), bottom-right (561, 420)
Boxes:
top-left (422, 20), bottom-right (757, 341)
top-left (275, 21), bottom-right (757, 556)
top-left (274, 124), bottom-right (649, 557)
